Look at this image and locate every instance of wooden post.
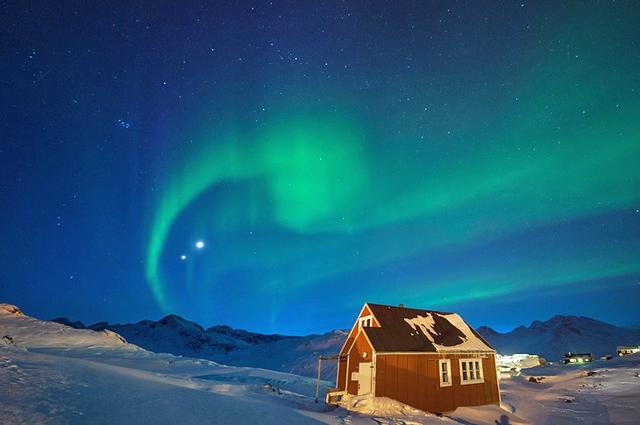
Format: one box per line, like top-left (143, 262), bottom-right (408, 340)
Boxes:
top-left (315, 356), bottom-right (322, 403)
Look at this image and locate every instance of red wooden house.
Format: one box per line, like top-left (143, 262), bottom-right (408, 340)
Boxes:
top-left (333, 303), bottom-right (500, 413)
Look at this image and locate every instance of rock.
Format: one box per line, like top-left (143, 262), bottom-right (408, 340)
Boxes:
top-left (0, 304), bottom-right (25, 316)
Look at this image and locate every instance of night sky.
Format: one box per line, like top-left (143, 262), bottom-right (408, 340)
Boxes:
top-left (2, 1), bottom-right (639, 335)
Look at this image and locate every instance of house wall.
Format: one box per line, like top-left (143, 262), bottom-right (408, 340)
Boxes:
top-left (375, 353), bottom-right (499, 413)
top-left (336, 356), bottom-right (348, 391)
top-left (336, 304), bottom-right (380, 391)
top-left (345, 330), bottom-right (374, 395)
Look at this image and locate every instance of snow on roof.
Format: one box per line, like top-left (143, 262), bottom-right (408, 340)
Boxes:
top-left (403, 313), bottom-right (494, 352)
top-left (362, 303), bottom-right (494, 353)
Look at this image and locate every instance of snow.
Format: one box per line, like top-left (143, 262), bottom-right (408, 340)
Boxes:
top-left (341, 395), bottom-right (448, 424)
top-left (341, 395), bottom-right (528, 425)
top-left (500, 356), bottom-right (640, 424)
top-left (3, 304), bottom-right (639, 424)
top-left (56, 313), bottom-right (346, 381)
top-left (0, 304), bottom-right (494, 424)
top-left (0, 304), bottom-right (134, 351)
top-left (404, 313), bottom-right (493, 352)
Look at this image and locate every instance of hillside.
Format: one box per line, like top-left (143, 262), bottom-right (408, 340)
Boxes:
top-left (477, 315), bottom-right (640, 360)
top-left (1, 303), bottom-right (530, 424)
top-left (52, 314), bottom-right (346, 380)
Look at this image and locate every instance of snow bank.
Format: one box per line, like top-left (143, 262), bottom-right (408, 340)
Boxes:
top-left (346, 395), bottom-right (436, 418)
top-left (341, 395), bottom-right (530, 424)
top-left (0, 304), bottom-right (135, 351)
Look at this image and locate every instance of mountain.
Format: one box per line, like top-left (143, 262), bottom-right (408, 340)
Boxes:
top-left (0, 303), bottom-right (355, 424)
top-left (50, 312), bottom-right (640, 377)
top-left (477, 315), bottom-right (640, 360)
top-left (216, 329), bottom-right (348, 380)
top-left (51, 314), bottom-right (346, 380)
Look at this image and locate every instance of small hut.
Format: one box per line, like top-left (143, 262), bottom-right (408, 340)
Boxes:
top-left (563, 352), bottom-right (593, 364)
top-left (617, 345), bottom-right (640, 356)
top-left (329, 302), bottom-right (500, 413)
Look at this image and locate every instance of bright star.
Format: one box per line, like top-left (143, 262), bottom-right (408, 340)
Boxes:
top-left (180, 255), bottom-right (187, 260)
top-left (195, 240), bottom-right (205, 249)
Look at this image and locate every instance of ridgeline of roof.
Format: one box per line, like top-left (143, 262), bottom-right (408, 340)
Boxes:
top-left (362, 303), bottom-right (494, 353)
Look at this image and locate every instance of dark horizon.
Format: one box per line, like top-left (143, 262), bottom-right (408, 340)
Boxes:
top-left (2, 1), bottom-right (639, 336)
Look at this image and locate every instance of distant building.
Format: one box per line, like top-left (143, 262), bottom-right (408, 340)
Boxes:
top-left (617, 345), bottom-right (640, 356)
top-left (563, 352), bottom-right (592, 364)
top-left (329, 303), bottom-right (500, 413)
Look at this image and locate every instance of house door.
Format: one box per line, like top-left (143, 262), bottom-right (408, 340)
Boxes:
top-left (357, 362), bottom-right (372, 395)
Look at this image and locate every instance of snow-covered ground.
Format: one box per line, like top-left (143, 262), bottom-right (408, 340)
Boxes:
top-left (52, 314), bottom-right (347, 381)
top-left (0, 304), bottom-right (503, 424)
top-left (500, 357), bottom-right (640, 424)
top-left (2, 303), bottom-right (639, 424)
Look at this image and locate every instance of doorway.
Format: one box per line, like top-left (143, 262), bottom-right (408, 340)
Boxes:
top-left (357, 362), bottom-right (372, 395)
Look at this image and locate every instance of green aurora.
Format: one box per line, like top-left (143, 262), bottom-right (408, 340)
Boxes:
top-left (4, 1), bottom-right (640, 334)
top-left (144, 2), bottom-right (640, 330)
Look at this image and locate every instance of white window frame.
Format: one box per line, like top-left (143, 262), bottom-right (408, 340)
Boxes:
top-left (438, 359), bottom-right (452, 387)
top-left (459, 358), bottom-right (484, 385)
top-left (359, 315), bottom-right (373, 329)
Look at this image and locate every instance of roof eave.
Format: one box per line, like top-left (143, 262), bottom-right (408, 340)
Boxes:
top-left (375, 349), bottom-right (496, 355)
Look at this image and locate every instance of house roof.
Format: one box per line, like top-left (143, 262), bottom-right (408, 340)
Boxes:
top-left (361, 303), bottom-right (495, 353)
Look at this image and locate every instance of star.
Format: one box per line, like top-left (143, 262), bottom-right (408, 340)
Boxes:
top-left (195, 241), bottom-right (205, 249)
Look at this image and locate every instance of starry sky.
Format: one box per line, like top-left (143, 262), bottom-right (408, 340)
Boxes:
top-left (1, 1), bottom-right (639, 335)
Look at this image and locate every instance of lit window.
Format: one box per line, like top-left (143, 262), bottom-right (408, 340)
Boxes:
top-left (439, 359), bottom-right (451, 387)
top-left (460, 359), bottom-right (484, 385)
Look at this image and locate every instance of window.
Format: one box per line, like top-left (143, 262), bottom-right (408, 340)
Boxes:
top-left (359, 315), bottom-right (373, 328)
top-left (439, 359), bottom-right (452, 387)
top-left (459, 359), bottom-right (484, 385)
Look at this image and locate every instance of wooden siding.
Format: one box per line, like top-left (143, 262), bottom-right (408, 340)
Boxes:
top-left (339, 305), bottom-right (379, 354)
top-left (336, 355), bottom-right (348, 391)
top-left (375, 353), bottom-right (499, 413)
top-left (336, 304), bottom-right (380, 391)
top-left (345, 330), bottom-right (374, 395)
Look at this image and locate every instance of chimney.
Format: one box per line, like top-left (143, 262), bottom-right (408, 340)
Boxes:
top-left (399, 303), bottom-right (404, 310)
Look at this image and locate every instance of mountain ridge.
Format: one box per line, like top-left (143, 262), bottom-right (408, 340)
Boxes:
top-left (476, 315), bottom-right (640, 360)
top-left (50, 312), bottom-right (345, 380)
top-left (50, 311), bottom-right (640, 373)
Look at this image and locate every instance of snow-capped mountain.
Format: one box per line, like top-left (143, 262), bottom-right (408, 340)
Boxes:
top-left (50, 311), bottom-right (640, 377)
top-left (0, 303), bottom-right (350, 424)
top-left (51, 314), bottom-right (347, 380)
top-left (5, 303), bottom-right (640, 425)
top-left (477, 315), bottom-right (640, 361)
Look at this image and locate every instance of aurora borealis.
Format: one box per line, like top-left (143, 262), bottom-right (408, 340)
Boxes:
top-left (2, 1), bottom-right (639, 334)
